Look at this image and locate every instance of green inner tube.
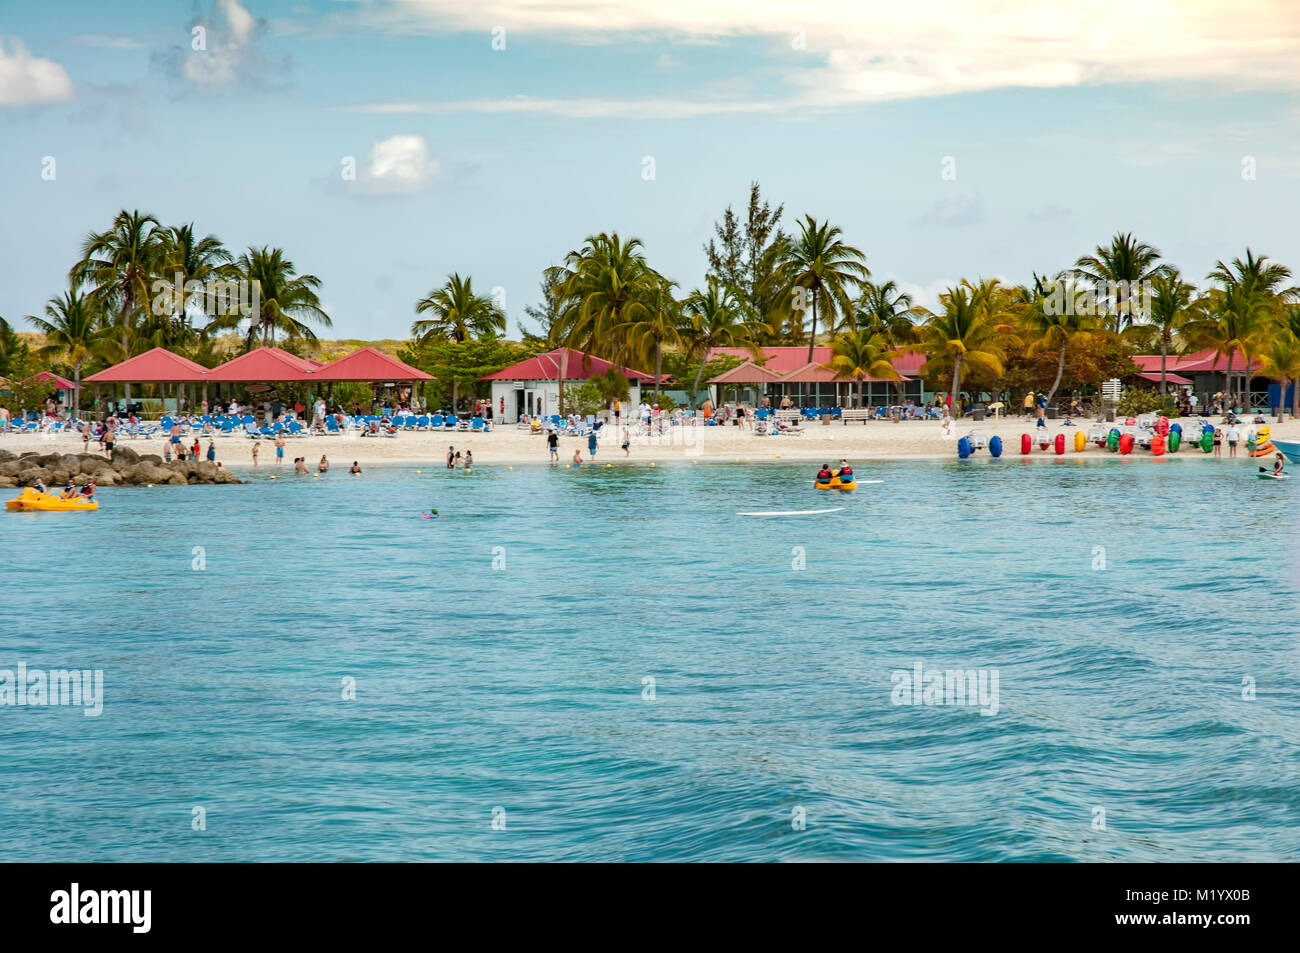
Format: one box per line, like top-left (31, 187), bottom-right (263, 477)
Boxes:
top-left (1106, 429), bottom-right (1120, 451)
top-left (1168, 430), bottom-right (1181, 453)
top-left (1200, 431), bottom-right (1214, 453)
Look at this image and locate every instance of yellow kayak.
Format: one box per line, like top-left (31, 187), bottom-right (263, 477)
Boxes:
top-left (6, 488), bottom-right (98, 511)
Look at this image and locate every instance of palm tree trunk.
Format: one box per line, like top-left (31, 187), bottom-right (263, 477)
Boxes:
top-left (654, 343), bottom-right (663, 401)
top-left (952, 356), bottom-right (963, 418)
top-left (73, 364), bottom-right (81, 419)
top-left (1225, 353), bottom-right (1234, 412)
top-left (1046, 344), bottom-right (1066, 405)
top-left (690, 351), bottom-right (709, 411)
top-left (451, 380), bottom-right (459, 413)
top-left (1159, 337), bottom-right (1168, 395)
top-left (806, 292), bottom-right (818, 365)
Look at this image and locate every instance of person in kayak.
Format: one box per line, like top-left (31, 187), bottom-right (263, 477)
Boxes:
top-left (816, 464), bottom-right (833, 482)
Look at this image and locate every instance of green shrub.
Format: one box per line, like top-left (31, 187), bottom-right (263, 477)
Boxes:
top-left (1116, 389), bottom-right (1178, 417)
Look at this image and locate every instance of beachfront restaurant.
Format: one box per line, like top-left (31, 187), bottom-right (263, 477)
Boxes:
top-left (482, 347), bottom-right (657, 423)
top-left (705, 346), bottom-right (929, 409)
top-left (1129, 349), bottom-right (1264, 409)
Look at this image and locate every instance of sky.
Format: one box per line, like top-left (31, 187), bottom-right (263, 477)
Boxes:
top-left (1, 0), bottom-right (1299, 339)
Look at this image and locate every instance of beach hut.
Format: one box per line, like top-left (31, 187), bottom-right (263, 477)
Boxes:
top-left (312, 346), bottom-right (435, 408)
top-left (706, 360), bottom-right (783, 407)
top-left (83, 347), bottom-right (210, 415)
top-left (706, 345), bottom-right (928, 409)
top-left (480, 348), bottom-right (656, 423)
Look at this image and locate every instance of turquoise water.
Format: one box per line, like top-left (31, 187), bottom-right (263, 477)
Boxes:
top-left (3, 455), bottom-right (1298, 861)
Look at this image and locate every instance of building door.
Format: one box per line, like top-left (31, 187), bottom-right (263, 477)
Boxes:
top-left (526, 389), bottom-right (537, 417)
top-left (514, 388), bottom-right (525, 422)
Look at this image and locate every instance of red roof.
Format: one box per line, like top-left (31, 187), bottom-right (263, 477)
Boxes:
top-left (313, 346), bottom-right (434, 382)
top-left (1137, 371), bottom-right (1194, 386)
top-left (84, 347), bottom-right (209, 383)
top-left (708, 360), bottom-right (784, 385)
top-left (480, 347), bottom-right (655, 383)
top-left (31, 371), bottom-right (78, 390)
top-left (206, 347), bottom-right (319, 382)
top-left (708, 345), bottom-right (926, 377)
top-left (1132, 349), bottom-right (1259, 374)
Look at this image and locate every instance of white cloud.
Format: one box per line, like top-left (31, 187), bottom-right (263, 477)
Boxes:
top-left (0, 35), bottom-right (74, 106)
top-left (339, 1), bottom-right (1300, 110)
top-left (344, 94), bottom-right (780, 119)
top-left (359, 134), bottom-right (439, 193)
top-left (155, 0), bottom-right (286, 91)
top-left (71, 34), bottom-right (148, 50)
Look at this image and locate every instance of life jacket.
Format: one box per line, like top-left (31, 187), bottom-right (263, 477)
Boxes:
top-left (817, 469), bottom-right (832, 481)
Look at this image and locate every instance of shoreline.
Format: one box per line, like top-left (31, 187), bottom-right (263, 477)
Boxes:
top-left (4, 415), bottom-right (1292, 468)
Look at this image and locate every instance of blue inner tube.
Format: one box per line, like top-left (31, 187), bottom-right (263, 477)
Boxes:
top-left (988, 435), bottom-right (1003, 458)
top-left (957, 436), bottom-right (972, 459)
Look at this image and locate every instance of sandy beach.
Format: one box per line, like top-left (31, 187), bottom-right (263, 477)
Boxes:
top-left (7, 415), bottom-right (1299, 468)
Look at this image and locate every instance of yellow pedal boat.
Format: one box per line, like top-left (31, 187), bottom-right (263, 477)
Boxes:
top-left (814, 472), bottom-right (856, 490)
top-left (6, 488), bottom-right (98, 512)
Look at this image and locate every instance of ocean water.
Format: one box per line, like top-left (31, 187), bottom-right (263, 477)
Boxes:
top-left (2, 454), bottom-right (1298, 862)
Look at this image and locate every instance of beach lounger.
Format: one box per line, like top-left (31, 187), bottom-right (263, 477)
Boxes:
top-left (471, 416), bottom-right (484, 431)
top-left (430, 414), bottom-right (443, 429)
top-left (243, 423), bottom-right (260, 438)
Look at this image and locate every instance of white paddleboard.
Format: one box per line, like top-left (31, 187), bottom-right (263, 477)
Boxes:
top-left (737, 507), bottom-right (845, 516)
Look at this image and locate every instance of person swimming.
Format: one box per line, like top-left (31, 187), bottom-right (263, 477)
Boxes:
top-left (350, 461), bottom-right (361, 474)
top-left (426, 506), bottom-right (440, 519)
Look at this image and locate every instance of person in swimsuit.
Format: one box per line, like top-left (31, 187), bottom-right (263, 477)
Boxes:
top-left (206, 439), bottom-right (216, 462)
top-left (59, 482), bottom-right (77, 500)
top-left (275, 433), bottom-right (285, 465)
top-left (447, 446), bottom-right (455, 469)
top-left (1213, 428), bottom-right (1223, 458)
top-left (572, 448), bottom-right (583, 467)
top-left (464, 450), bottom-right (473, 469)
top-left (621, 428), bottom-right (630, 457)
top-left (251, 441), bottom-right (259, 467)
top-left (547, 430), bottom-right (559, 461)
top-left (318, 455), bottom-right (330, 472)
top-left (1273, 453), bottom-right (1285, 475)
top-left (350, 461), bottom-right (362, 474)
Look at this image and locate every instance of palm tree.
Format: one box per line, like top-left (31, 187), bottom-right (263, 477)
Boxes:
top-left (1209, 249), bottom-right (1292, 300)
top-left (216, 247), bottom-right (330, 349)
top-left (852, 280), bottom-right (919, 409)
top-left (616, 276), bottom-right (680, 402)
top-left (157, 223), bottom-right (232, 331)
top-left (1184, 285), bottom-right (1271, 411)
top-left (1141, 272), bottom-right (1199, 395)
top-left (1072, 232), bottom-right (1168, 333)
top-left (549, 233), bottom-right (660, 412)
top-left (27, 289), bottom-right (106, 419)
top-left (678, 280), bottom-right (764, 408)
top-left (1255, 332), bottom-right (1300, 421)
top-left (411, 273), bottom-right (505, 410)
top-left (1015, 275), bottom-right (1099, 406)
top-left (918, 280), bottom-right (1018, 415)
top-left (764, 215), bottom-right (869, 363)
top-left (71, 209), bottom-right (167, 399)
top-left (824, 330), bottom-right (899, 410)
top-left (413, 273), bottom-right (506, 343)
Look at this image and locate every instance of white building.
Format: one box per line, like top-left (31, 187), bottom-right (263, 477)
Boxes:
top-left (481, 347), bottom-right (657, 423)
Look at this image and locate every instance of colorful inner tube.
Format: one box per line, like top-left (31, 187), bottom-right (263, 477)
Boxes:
top-left (958, 436), bottom-right (972, 459)
top-left (1151, 433), bottom-right (1166, 456)
top-left (1201, 431), bottom-right (1213, 453)
top-left (1107, 429), bottom-right (1121, 452)
top-left (1118, 433), bottom-right (1135, 454)
top-left (1020, 433), bottom-right (1031, 454)
top-left (1168, 430), bottom-right (1181, 453)
top-left (1073, 431), bottom-right (1086, 452)
top-left (1054, 433), bottom-right (1065, 454)
top-left (989, 435), bottom-right (1003, 457)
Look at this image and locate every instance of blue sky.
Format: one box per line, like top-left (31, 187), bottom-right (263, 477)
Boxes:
top-left (2, 0), bottom-right (1298, 338)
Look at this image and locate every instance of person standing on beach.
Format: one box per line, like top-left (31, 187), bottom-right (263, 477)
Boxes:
top-left (206, 439), bottom-right (216, 463)
top-left (1024, 391), bottom-right (1035, 417)
top-left (275, 432), bottom-right (285, 466)
top-left (251, 441), bottom-right (259, 467)
top-left (613, 399), bottom-right (621, 428)
top-left (547, 430), bottom-right (559, 462)
top-left (1226, 423), bottom-right (1239, 457)
top-left (622, 428), bottom-right (630, 456)
top-left (587, 428), bottom-right (598, 458)
top-left (447, 445), bottom-right (455, 469)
